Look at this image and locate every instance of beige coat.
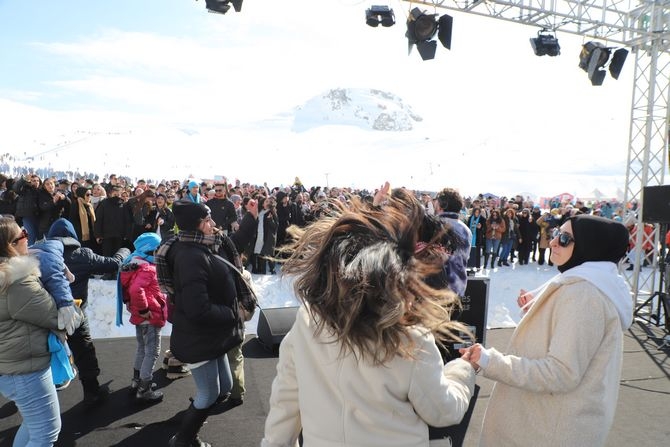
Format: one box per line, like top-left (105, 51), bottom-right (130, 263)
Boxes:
top-left (480, 276), bottom-right (626, 447)
top-left (262, 306), bottom-right (476, 447)
top-left (0, 255), bottom-right (59, 375)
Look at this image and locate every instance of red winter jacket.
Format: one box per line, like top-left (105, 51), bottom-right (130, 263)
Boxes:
top-left (120, 258), bottom-right (168, 327)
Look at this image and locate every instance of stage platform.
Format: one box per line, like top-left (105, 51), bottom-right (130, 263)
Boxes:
top-left (1, 322), bottom-right (669, 446)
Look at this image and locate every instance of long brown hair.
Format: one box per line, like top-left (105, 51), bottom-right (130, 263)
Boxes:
top-left (281, 191), bottom-right (470, 365)
top-left (0, 216), bottom-right (22, 259)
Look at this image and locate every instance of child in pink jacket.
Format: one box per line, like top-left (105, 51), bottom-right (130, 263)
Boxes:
top-left (118, 232), bottom-right (167, 403)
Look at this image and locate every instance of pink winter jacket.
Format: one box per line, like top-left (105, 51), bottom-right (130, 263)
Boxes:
top-left (120, 258), bottom-right (168, 327)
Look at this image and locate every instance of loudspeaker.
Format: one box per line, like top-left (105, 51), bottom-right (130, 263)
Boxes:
top-left (445, 277), bottom-right (489, 359)
top-left (256, 306), bottom-right (299, 348)
top-left (642, 185), bottom-right (670, 223)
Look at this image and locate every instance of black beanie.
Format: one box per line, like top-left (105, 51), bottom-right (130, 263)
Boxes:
top-left (557, 214), bottom-right (629, 273)
top-left (76, 187), bottom-right (90, 199)
top-left (173, 200), bottom-right (210, 232)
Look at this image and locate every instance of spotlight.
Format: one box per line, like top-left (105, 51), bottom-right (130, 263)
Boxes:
top-left (203, 0), bottom-right (242, 14)
top-left (405, 7), bottom-right (453, 61)
top-left (609, 48), bottom-right (629, 79)
top-left (366, 5), bottom-right (395, 28)
top-left (578, 41), bottom-right (627, 86)
top-left (530, 29), bottom-right (560, 56)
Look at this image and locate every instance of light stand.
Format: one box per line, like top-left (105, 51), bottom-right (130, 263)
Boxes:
top-left (633, 222), bottom-right (670, 345)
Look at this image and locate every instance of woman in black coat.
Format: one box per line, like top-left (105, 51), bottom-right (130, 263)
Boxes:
top-left (161, 201), bottom-right (241, 447)
top-left (516, 208), bottom-right (535, 265)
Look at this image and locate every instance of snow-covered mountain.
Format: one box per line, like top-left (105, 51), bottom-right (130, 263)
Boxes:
top-left (292, 88), bottom-right (422, 132)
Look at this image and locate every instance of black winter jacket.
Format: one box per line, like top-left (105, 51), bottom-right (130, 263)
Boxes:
top-left (167, 241), bottom-right (238, 363)
top-left (94, 196), bottom-right (126, 239)
top-left (13, 178), bottom-right (39, 218)
top-left (47, 218), bottom-right (127, 305)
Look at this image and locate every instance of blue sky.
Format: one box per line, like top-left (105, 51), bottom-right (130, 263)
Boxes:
top-left (0, 0), bottom-right (635, 197)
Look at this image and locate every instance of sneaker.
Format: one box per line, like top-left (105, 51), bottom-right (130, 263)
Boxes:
top-left (55, 379), bottom-right (72, 391)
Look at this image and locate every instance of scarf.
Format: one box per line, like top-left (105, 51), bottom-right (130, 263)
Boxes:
top-left (154, 230), bottom-right (242, 303)
top-left (469, 215), bottom-right (480, 245)
top-left (522, 262), bottom-right (632, 330)
top-left (77, 198), bottom-right (95, 241)
top-left (254, 209), bottom-right (267, 254)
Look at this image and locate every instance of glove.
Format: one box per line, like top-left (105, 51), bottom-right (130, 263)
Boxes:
top-left (58, 305), bottom-right (83, 336)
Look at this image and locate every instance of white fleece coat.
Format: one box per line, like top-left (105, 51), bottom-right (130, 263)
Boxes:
top-left (262, 305), bottom-right (476, 447)
top-left (479, 262), bottom-right (631, 447)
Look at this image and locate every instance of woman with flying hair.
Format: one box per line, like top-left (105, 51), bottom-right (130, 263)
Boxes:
top-left (262, 187), bottom-right (477, 447)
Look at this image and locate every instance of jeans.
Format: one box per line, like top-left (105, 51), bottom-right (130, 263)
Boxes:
top-left (485, 238), bottom-right (501, 257)
top-left (21, 216), bottom-right (40, 245)
top-left (190, 354), bottom-right (232, 410)
top-left (499, 239), bottom-right (514, 261)
top-left (134, 324), bottom-right (162, 381)
top-left (0, 367), bottom-right (61, 447)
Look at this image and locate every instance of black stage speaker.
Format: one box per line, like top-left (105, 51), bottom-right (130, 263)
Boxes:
top-left (256, 306), bottom-right (299, 348)
top-left (642, 185), bottom-right (670, 223)
top-left (445, 277), bottom-right (489, 359)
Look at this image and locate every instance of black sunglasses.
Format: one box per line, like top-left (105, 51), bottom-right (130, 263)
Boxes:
top-left (12, 228), bottom-right (28, 245)
top-left (552, 228), bottom-right (575, 247)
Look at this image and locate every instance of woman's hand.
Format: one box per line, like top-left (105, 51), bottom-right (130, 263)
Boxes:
top-left (517, 288), bottom-right (534, 314)
top-left (459, 344), bottom-right (482, 372)
top-left (372, 181), bottom-right (390, 207)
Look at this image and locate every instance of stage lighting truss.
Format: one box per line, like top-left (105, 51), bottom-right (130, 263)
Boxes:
top-left (366, 5), bottom-right (396, 27)
top-left (203, 0), bottom-right (243, 15)
top-left (405, 7), bottom-right (453, 61)
top-left (530, 29), bottom-right (560, 57)
top-left (578, 41), bottom-right (629, 86)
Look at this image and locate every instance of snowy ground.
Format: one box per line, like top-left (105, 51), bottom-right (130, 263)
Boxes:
top-left (87, 262), bottom-right (568, 339)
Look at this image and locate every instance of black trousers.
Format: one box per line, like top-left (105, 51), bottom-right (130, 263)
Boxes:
top-left (68, 309), bottom-right (101, 383)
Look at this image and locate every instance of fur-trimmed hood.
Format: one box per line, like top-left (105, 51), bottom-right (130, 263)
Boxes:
top-left (0, 255), bottom-right (41, 290)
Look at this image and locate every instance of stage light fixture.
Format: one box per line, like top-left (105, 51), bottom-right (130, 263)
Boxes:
top-left (203, 0), bottom-right (242, 14)
top-left (405, 7), bottom-right (453, 61)
top-left (530, 29), bottom-right (560, 56)
top-left (366, 5), bottom-right (395, 27)
top-left (578, 41), bottom-right (628, 86)
top-left (609, 48), bottom-right (629, 79)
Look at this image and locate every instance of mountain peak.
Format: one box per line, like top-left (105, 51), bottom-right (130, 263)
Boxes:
top-left (292, 88), bottom-right (422, 132)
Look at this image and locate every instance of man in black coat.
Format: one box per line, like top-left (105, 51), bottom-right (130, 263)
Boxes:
top-left (94, 185), bottom-right (127, 258)
top-left (47, 218), bottom-right (129, 406)
top-left (207, 182), bottom-right (238, 234)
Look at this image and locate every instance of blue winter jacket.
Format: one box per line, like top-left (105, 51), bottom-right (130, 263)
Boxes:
top-left (29, 239), bottom-right (75, 309)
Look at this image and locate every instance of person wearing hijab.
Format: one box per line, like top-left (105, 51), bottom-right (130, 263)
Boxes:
top-left (461, 214), bottom-right (631, 447)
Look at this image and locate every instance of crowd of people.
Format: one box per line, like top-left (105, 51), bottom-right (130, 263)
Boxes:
top-left (0, 168), bottom-right (653, 446)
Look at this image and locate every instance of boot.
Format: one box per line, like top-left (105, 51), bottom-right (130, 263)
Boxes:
top-left (163, 350), bottom-right (191, 379)
top-left (136, 379), bottom-right (163, 403)
top-left (484, 255), bottom-right (489, 269)
top-left (130, 369), bottom-right (140, 394)
top-left (497, 259), bottom-right (502, 267)
top-left (168, 403), bottom-right (212, 447)
top-left (82, 377), bottom-right (110, 407)
top-left (490, 256), bottom-right (496, 269)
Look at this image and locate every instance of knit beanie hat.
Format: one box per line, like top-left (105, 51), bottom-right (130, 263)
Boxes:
top-left (173, 200), bottom-right (210, 231)
top-left (188, 180), bottom-right (199, 189)
top-left (557, 214), bottom-right (629, 273)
